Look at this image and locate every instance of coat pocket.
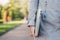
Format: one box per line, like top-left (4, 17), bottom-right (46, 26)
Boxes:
top-left (41, 12), bottom-right (46, 21)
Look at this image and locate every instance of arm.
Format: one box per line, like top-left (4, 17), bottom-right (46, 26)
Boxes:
top-left (27, 0), bottom-right (39, 27)
top-left (27, 0), bottom-right (39, 38)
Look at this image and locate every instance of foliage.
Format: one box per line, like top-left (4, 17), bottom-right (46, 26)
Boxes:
top-left (11, 8), bottom-right (24, 21)
top-left (0, 5), bottom-right (3, 19)
top-left (0, 0), bottom-right (28, 21)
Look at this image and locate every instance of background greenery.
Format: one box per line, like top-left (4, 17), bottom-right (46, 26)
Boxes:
top-left (11, 8), bottom-right (24, 21)
top-left (0, 0), bottom-right (28, 36)
top-left (0, 22), bottom-right (20, 36)
top-left (0, 0), bottom-right (28, 21)
top-left (0, 5), bottom-right (3, 19)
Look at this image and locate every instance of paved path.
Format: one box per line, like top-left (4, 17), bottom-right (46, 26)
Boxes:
top-left (0, 24), bottom-right (33, 40)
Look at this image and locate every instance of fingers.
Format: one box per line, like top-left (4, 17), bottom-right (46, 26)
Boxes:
top-left (29, 26), bottom-right (35, 38)
top-left (30, 31), bottom-right (35, 38)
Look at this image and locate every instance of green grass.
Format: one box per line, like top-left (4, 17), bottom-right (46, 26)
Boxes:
top-left (0, 23), bottom-right (20, 36)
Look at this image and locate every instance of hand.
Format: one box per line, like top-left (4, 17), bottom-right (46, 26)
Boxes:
top-left (29, 26), bottom-right (35, 38)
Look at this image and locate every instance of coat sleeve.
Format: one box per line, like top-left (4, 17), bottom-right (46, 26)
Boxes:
top-left (27, 0), bottom-right (39, 27)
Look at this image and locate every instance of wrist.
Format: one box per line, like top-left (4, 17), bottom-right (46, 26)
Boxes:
top-left (30, 26), bottom-right (35, 32)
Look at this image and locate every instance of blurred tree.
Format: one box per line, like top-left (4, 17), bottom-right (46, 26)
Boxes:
top-left (3, 5), bottom-right (12, 23)
top-left (20, 0), bottom-right (28, 20)
top-left (0, 5), bottom-right (3, 19)
top-left (9, 0), bottom-right (25, 21)
top-left (2, 0), bottom-right (28, 21)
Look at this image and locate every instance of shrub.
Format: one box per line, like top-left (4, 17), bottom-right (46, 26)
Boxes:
top-left (11, 8), bottom-right (24, 21)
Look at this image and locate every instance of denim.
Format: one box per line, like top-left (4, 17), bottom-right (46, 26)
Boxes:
top-left (27, 0), bottom-right (60, 40)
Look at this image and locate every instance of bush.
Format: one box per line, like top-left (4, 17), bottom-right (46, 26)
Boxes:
top-left (0, 6), bottom-right (3, 19)
top-left (11, 8), bottom-right (24, 21)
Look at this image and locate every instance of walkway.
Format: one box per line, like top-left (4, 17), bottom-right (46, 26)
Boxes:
top-left (0, 24), bottom-right (33, 40)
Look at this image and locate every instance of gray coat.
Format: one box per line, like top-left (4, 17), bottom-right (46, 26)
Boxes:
top-left (27, 0), bottom-right (60, 40)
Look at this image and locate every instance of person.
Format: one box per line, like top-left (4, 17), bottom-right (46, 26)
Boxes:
top-left (27, 0), bottom-right (60, 40)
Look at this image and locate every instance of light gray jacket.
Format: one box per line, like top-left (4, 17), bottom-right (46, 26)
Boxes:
top-left (27, 0), bottom-right (60, 40)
